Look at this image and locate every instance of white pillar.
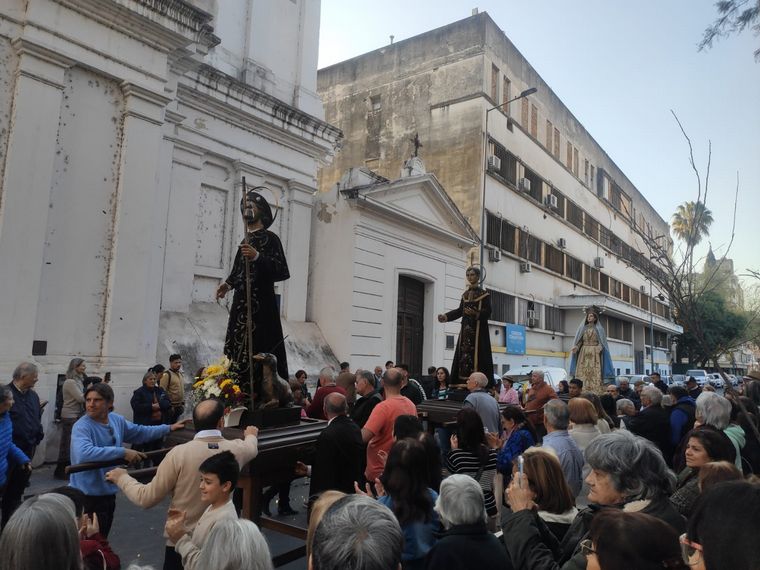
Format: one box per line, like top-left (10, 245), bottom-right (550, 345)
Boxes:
top-left (282, 180), bottom-right (316, 322)
top-left (0, 39), bottom-right (72, 363)
top-left (161, 136), bottom-right (204, 313)
top-left (100, 83), bottom-right (171, 363)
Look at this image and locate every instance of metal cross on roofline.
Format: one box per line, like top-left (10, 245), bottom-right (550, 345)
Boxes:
top-left (411, 132), bottom-right (423, 157)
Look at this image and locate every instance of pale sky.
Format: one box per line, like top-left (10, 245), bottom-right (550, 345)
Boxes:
top-left (318, 1), bottom-right (759, 285)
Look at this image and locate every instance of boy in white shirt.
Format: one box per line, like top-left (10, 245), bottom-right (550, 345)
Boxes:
top-left (165, 450), bottom-right (240, 570)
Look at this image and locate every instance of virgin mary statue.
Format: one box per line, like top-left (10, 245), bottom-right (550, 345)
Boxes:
top-left (568, 306), bottom-right (615, 394)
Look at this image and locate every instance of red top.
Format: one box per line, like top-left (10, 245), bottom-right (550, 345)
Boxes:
top-left (306, 385), bottom-right (347, 420)
top-left (523, 381), bottom-right (558, 427)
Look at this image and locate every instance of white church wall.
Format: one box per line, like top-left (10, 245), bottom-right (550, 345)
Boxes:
top-left (0, 0), bottom-right (340, 459)
top-left (33, 67), bottom-right (124, 359)
top-left (206, 0), bottom-right (323, 118)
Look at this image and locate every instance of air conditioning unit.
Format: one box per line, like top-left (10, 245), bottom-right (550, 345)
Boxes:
top-left (527, 317), bottom-right (539, 328)
top-left (519, 261), bottom-right (532, 273)
top-left (557, 238), bottom-right (567, 249)
top-left (544, 194), bottom-right (558, 209)
top-left (527, 309), bottom-right (537, 320)
top-left (519, 177), bottom-right (531, 192)
top-left (593, 256), bottom-right (604, 269)
top-left (488, 248), bottom-right (502, 262)
top-left (640, 285), bottom-right (647, 293)
top-left (487, 155), bottom-right (501, 171)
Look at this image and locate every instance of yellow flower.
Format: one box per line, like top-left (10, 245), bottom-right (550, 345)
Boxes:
top-left (219, 379), bottom-right (232, 390)
top-left (204, 365), bottom-right (223, 377)
top-left (233, 385), bottom-right (241, 393)
top-left (192, 380), bottom-right (204, 389)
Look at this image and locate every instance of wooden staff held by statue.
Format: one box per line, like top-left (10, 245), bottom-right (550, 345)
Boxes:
top-left (241, 176), bottom-right (257, 407)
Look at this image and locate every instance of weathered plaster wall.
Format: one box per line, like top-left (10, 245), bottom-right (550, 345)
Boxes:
top-left (34, 68), bottom-right (124, 358)
top-left (319, 54), bottom-right (484, 228)
top-left (0, 37), bottom-right (17, 196)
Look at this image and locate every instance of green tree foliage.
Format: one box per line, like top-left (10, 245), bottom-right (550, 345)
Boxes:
top-left (699, 0), bottom-right (760, 60)
top-left (671, 200), bottom-right (714, 247)
top-left (676, 291), bottom-right (748, 366)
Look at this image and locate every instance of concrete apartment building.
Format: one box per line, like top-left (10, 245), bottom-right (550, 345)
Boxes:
top-left (317, 11), bottom-right (681, 377)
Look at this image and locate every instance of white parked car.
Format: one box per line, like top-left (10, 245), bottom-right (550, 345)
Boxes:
top-left (686, 369), bottom-right (709, 386)
top-left (616, 374), bottom-right (651, 387)
top-left (671, 374), bottom-right (687, 386)
top-left (708, 373), bottom-right (724, 388)
top-left (505, 366), bottom-right (568, 396)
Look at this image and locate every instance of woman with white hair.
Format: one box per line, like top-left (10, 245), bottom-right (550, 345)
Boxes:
top-left (503, 431), bottom-right (685, 570)
top-left (196, 518), bottom-right (272, 570)
top-left (695, 392), bottom-right (745, 471)
top-left (0, 495), bottom-right (82, 570)
top-left (424, 475), bottom-right (509, 570)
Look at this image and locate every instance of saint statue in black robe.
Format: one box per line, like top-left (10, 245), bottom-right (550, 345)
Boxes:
top-left (216, 188), bottom-right (290, 389)
top-left (438, 266), bottom-right (494, 387)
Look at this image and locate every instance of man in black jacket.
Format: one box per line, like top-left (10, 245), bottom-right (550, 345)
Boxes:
top-left (685, 376), bottom-right (702, 400)
top-left (2, 362), bottom-right (44, 527)
top-left (627, 386), bottom-right (673, 463)
top-left (295, 393), bottom-right (363, 505)
top-left (651, 372), bottom-right (669, 394)
top-left (351, 371), bottom-right (382, 429)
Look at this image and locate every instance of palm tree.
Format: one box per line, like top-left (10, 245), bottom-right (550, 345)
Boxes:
top-left (671, 201), bottom-right (713, 247)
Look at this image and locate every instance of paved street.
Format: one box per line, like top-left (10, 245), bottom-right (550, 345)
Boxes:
top-left (27, 464), bottom-right (310, 570)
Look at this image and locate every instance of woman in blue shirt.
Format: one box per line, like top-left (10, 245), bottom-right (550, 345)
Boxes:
top-left (496, 406), bottom-right (537, 477)
top-left (0, 386), bottom-right (30, 491)
top-left (378, 438), bottom-right (440, 570)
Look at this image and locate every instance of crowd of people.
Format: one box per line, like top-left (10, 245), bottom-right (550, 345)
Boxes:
top-left (295, 364), bottom-right (760, 570)
top-left (2, 356), bottom-right (760, 570)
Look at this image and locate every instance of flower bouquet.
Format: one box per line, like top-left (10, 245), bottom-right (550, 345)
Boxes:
top-left (192, 357), bottom-right (246, 414)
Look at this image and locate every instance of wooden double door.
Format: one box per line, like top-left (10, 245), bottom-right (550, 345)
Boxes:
top-left (396, 276), bottom-right (424, 378)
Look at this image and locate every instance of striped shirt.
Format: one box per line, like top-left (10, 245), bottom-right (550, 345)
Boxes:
top-left (444, 447), bottom-right (498, 515)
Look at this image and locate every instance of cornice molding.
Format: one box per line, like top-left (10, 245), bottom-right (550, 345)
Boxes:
top-left (348, 173), bottom-right (478, 243)
top-left (184, 65), bottom-right (343, 144)
top-left (121, 81), bottom-right (174, 106)
top-left (178, 87), bottom-right (338, 162)
top-left (11, 37), bottom-right (75, 89)
top-left (287, 179), bottom-right (317, 196)
top-left (350, 193), bottom-right (477, 249)
top-left (164, 108), bottom-right (187, 124)
top-left (51, 0), bottom-right (220, 55)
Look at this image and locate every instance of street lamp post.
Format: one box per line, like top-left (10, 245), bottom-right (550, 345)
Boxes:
top-left (648, 278), bottom-right (667, 375)
top-left (479, 87), bottom-right (537, 267)
top-left (650, 279), bottom-right (655, 375)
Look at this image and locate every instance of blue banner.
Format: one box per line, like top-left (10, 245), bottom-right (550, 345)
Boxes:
top-left (506, 324), bottom-right (526, 355)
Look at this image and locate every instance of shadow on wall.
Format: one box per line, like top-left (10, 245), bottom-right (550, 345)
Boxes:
top-left (157, 302), bottom-right (339, 391)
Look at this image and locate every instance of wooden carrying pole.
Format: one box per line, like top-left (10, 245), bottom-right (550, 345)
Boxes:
top-left (242, 176), bottom-right (256, 408)
top-left (65, 448), bottom-right (171, 474)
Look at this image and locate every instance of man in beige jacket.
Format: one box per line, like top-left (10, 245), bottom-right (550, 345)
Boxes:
top-left (105, 399), bottom-right (258, 570)
top-left (159, 354), bottom-right (186, 423)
